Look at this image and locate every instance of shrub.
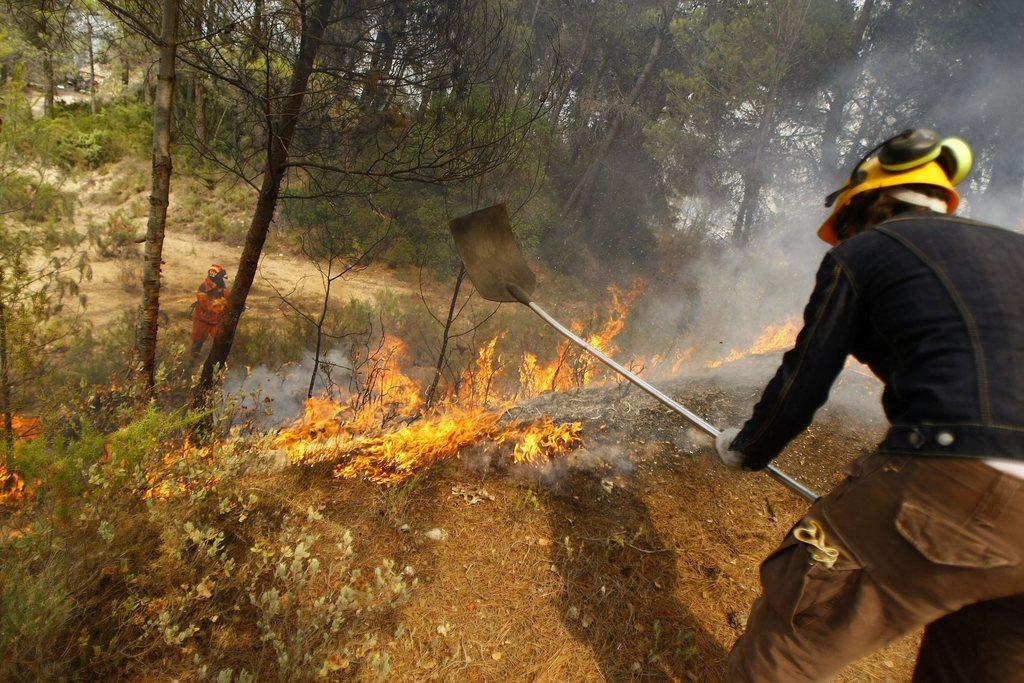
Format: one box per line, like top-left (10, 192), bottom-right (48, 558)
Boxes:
top-left (33, 101), bottom-right (151, 171)
top-left (1, 174), bottom-right (74, 224)
top-left (1, 414), bottom-right (412, 680)
top-left (95, 160), bottom-right (149, 205)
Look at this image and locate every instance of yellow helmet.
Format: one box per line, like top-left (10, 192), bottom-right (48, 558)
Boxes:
top-left (818, 130), bottom-right (972, 245)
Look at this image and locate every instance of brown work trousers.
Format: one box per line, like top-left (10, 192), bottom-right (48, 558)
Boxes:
top-left (727, 453), bottom-right (1024, 682)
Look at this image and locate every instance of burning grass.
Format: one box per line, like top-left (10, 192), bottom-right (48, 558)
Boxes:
top-left (270, 282), bottom-right (652, 486)
top-left (267, 282), bottom-right (836, 489)
top-left (272, 337), bottom-right (586, 485)
top-left (705, 315), bottom-right (802, 369)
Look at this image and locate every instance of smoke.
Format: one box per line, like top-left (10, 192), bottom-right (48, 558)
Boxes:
top-left (223, 348), bottom-right (351, 428)
top-left (632, 10), bottom-right (1024, 426)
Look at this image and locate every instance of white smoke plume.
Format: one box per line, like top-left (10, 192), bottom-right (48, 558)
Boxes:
top-left (223, 348), bottom-right (351, 428)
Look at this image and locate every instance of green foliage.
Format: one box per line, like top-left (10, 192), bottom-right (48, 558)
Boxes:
top-left (1, 416), bottom-right (411, 680)
top-left (44, 312), bottom-right (136, 393)
top-left (32, 101), bottom-right (151, 170)
top-left (0, 198), bottom-right (87, 420)
top-left (231, 314), bottom-right (314, 370)
top-left (196, 209), bottom-right (247, 244)
top-left (0, 174), bottom-right (74, 223)
top-left (0, 540), bottom-right (77, 680)
top-left (174, 176), bottom-right (251, 243)
top-left (95, 159), bottom-right (149, 205)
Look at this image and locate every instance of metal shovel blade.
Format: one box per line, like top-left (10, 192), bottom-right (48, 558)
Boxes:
top-left (449, 203), bottom-right (536, 303)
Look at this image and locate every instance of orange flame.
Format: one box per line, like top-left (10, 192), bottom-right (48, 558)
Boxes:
top-left (12, 415), bottom-right (41, 442)
top-left (0, 416), bottom-right (42, 505)
top-left (705, 316), bottom-right (801, 368)
top-left (273, 328), bottom-right (587, 485)
top-left (518, 278), bottom-right (645, 397)
top-left (0, 465), bottom-right (26, 505)
top-left (152, 281), bottom-right (647, 490)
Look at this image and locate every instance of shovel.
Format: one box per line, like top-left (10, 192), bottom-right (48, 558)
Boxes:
top-left (449, 204), bottom-right (818, 502)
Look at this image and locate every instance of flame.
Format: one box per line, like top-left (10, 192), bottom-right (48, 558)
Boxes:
top-left (331, 407), bottom-right (503, 484)
top-left (141, 439), bottom-right (220, 501)
top-left (144, 280), bottom-right (650, 489)
top-left (518, 278), bottom-right (645, 397)
top-left (273, 327), bottom-right (587, 485)
top-left (705, 316), bottom-right (801, 368)
top-left (504, 417), bottom-right (582, 465)
top-left (0, 416), bottom-right (43, 505)
top-left (749, 317), bottom-right (802, 355)
top-left (12, 415), bottom-right (41, 442)
top-left (0, 465), bottom-right (26, 505)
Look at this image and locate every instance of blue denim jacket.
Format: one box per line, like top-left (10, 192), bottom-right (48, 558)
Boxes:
top-left (732, 212), bottom-right (1024, 470)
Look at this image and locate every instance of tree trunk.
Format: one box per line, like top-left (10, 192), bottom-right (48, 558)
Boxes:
top-left (424, 266), bottom-right (466, 408)
top-left (360, 5), bottom-right (398, 111)
top-left (0, 270), bottom-right (13, 452)
top-left (194, 0), bottom-right (210, 144)
top-left (820, 0), bottom-right (874, 178)
top-left (87, 16), bottom-right (97, 114)
top-left (194, 75), bottom-right (207, 143)
top-left (120, 26), bottom-right (131, 86)
top-left (43, 51), bottom-right (55, 117)
top-left (134, 0), bottom-right (179, 394)
top-left (732, 96), bottom-right (776, 245)
top-left (307, 258), bottom-right (334, 399)
top-left (142, 65), bottom-right (153, 103)
top-left (563, 7), bottom-right (671, 220)
top-left (548, 11), bottom-right (594, 128)
top-left (199, 0), bottom-right (336, 392)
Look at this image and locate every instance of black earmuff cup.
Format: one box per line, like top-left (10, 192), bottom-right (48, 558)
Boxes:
top-left (879, 129), bottom-right (941, 169)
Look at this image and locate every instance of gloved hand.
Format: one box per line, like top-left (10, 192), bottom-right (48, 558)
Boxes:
top-left (715, 427), bottom-right (743, 470)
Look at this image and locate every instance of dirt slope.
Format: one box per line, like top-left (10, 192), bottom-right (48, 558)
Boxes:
top-left (66, 168), bottom-right (413, 326)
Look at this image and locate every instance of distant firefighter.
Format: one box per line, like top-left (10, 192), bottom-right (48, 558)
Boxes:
top-left (190, 264), bottom-right (230, 355)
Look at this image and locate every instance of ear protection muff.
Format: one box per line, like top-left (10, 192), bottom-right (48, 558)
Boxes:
top-left (825, 128), bottom-right (973, 208)
top-left (878, 129), bottom-right (973, 184)
top-left (937, 136), bottom-right (973, 185)
top-left (878, 129), bottom-right (942, 170)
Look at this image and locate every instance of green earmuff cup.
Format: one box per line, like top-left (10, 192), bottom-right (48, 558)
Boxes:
top-left (938, 136), bottom-right (973, 185)
top-left (826, 129), bottom-right (973, 208)
top-left (877, 130), bottom-right (973, 186)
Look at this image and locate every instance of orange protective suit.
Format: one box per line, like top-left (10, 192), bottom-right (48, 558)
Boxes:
top-left (190, 275), bottom-right (230, 351)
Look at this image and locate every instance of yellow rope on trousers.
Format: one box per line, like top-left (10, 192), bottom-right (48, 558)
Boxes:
top-left (794, 519), bottom-right (840, 568)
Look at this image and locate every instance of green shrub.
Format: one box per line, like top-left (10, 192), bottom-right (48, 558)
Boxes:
top-left (0, 540), bottom-right (77, 679)
top-left (1, 174), bottom-right (74, 223)
top-left (33, 101), bottom-right (151, 171)
top-left (1, 416), bottom-right (412, 680)
top-left (196, 209), bottom-right (247, 244)
top-left (95, 160), bottom-right (149, 205)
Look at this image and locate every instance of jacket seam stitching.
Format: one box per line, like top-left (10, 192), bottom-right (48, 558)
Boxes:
top-left (880, 214), bottom-right (1002, 230)
top-left (875, 227), bottom-right (993, 421)
top-left (878, 449), bottom-right (1024, 458)
top-left (829, 255), bottom-right (861, 298)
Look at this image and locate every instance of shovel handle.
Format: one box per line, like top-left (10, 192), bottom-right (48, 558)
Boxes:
top-left (521, 297), bottom-right (819, 502)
